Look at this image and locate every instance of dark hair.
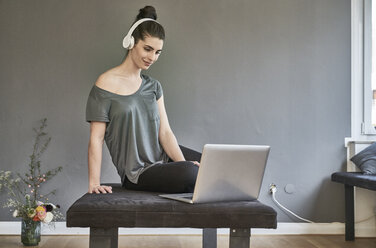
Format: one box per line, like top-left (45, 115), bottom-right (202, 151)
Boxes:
top-left (132, 6), bottom-right (165, 45)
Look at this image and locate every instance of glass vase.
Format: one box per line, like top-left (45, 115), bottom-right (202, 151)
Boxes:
top-left (21, 219), bottom-right (41, 246)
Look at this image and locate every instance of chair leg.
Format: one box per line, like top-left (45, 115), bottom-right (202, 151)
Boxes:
top-left (229, 228), bottom-right (250, 248)
top-left (344, 184), bottom-right (355, 241)
top-left (203, 228), bottom-right (217, 248)
top-left (89, 227), bottom-right (118, 248)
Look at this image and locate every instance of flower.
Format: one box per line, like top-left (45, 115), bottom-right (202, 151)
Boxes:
top-left (36, 206), bottom-right (47, 220)
top-left (45, 204), bottom-right (53, 212)
top-left (0, 119), bottom-right (63, 225)
top-left (43, 212), bottom-right (53, 223)
top-left (45, 203), bottom-right (58, 211)
top-left (27, 209), bottom-right (36, 218)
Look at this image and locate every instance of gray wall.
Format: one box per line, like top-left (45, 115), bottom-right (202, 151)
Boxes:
top-left (0, 0), bottom-right (350, 222)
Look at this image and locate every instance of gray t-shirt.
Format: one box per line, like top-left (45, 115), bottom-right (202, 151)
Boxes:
top-left (86, 74), bottom-right (169, 184)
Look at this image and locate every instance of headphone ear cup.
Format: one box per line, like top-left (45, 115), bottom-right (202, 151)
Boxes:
top-left (123, 35), bottom-right (130, 49)
top-left (128, 36), bottom-right (135, 50)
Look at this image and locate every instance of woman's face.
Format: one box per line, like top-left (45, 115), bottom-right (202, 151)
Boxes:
top-left (130, 35), bottom-right (163, 70)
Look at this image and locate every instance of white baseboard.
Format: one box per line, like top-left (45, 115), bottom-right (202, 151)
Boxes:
top-left (0, 222), bottom-right (352, 236)
top-left (0, 221), bottom-right (375, 237)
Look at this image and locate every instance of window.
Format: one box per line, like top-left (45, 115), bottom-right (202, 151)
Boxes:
top-left (348, 0), bottom-right (376, 141)
top-left (364, 0), bottom-right (376, 134)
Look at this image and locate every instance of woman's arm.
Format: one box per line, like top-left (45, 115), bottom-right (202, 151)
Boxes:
top-left (88, 121), bottom-right (112, 194)
top-left (157, 96), bottom-right (186, 162)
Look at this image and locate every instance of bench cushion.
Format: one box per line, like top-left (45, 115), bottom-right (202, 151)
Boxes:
top-left (350, 142), bottom-right (376, 174)
top-left (331, 172), bottom-right (376, 191)
top-left (67, 184), bottom-right (277, 229)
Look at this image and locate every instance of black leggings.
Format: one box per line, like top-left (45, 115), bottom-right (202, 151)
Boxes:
top-left (123, 145), bottom-right (201, 193)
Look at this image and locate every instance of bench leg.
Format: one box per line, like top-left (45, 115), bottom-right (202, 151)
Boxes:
top-left (203, 228), bottom-right (217, 248)
top-left (89, 227), bottom-right (118, 248)
top-left (345, 184), bottom-right (355, 241)
top-left (229, 228), bottom-right (250, 248)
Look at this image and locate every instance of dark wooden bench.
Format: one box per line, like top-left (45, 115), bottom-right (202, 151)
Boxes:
top-left (331, 172), bottom-right (376, 241)
top-left (66, 184), bottom-right (277, 248)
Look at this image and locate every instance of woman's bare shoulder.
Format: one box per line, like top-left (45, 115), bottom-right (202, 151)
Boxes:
top-left (95, 69), bottom-right (117, 89)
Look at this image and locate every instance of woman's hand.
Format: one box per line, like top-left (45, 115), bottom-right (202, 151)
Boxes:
top-left (191, 161), bottom-right (200, 166)
top-left (88, 184), bottom-right (113, 194)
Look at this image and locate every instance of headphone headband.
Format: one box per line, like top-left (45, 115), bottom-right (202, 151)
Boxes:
top-left (122, 18), bottom-right (159, 49)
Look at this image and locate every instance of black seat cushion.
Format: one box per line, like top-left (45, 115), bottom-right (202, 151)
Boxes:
top-left (331, 172), bottom-right (376, 191)
top-left (66, 184), bottom-right (277, 229)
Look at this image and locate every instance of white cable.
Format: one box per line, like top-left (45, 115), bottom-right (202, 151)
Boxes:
top-left (271, 189), bottom-right (314, 223)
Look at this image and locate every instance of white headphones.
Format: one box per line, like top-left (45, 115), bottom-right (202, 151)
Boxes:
top-left (122, 18), bottom-right (158, 50)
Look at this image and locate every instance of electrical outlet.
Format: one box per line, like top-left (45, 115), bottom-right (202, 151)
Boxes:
top-left (269, 183), bottom-right (277, 194)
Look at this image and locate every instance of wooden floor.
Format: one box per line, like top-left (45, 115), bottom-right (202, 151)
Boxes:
top-left (0, 235), bottom-right (375, 248)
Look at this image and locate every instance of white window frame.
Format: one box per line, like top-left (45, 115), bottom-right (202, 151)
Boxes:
top-left (348, 0), bottom-right (376, 144)
top-left (363, 0), bottom-right (375, 134)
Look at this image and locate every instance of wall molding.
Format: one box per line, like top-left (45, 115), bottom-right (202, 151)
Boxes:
top-left (0, 221), bottom-right (374, 237)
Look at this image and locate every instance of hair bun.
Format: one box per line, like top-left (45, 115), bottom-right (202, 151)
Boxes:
top-left (137, 6), bottom-right (157, 20)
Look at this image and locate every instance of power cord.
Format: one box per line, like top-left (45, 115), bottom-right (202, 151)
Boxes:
top-left (269, 183), bottom-right (314, 223)
top-left (269, 184), bottom-right (375, 224)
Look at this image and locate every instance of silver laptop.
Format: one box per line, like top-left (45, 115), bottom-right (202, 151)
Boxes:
top-left (159, 144), bottom-right (270, 204)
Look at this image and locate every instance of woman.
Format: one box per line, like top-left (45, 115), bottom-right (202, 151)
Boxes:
top-left (86, 6), bottom-right (200, 194)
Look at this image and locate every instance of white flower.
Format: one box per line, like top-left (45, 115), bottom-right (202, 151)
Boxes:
top-left (27, 209), bottom-right (36, 218)
top-left (43, 212), bottom-right (53, 223)
top-left (12, 210), bottom-right (18, 218)
top-left (37, 201), bottom-right (44, 206)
